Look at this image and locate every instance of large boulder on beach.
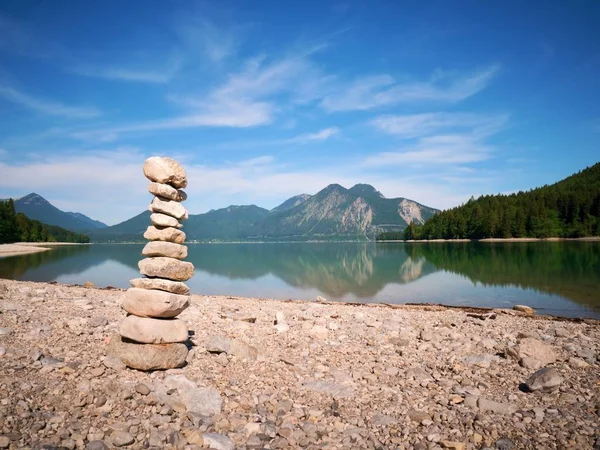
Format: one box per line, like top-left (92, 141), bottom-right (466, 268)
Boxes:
top-left (206, 335), bottom-right (258, 361)
top-left (142, 241), bottom-right (188, 260)
top-left (150, 197), bottom-right (188, 221)
top-left (139, 257), bottom-right (194, 281)
top-left (143, 226), bottom-right (186, 244)
top-left (525, 367), bottom-right (564, 392)
top-left (513, 305), bottom-right (535, 315)
top-left (119, 315), bottom-right (188, 344)
top-left (143, 157), bottom-right (187, 189)
top-left (516, 338), bottom-right (558, 367)
top-left (107, 334), bottom-right (187, 371)
top-left (148, 182), bottom-right (187, 202)
top-left (163, 375), bottom-right (223, 416)
top-left (130, 277), bottom-right (190, 295)
top-left (122, 288), bottom-right (189, 318)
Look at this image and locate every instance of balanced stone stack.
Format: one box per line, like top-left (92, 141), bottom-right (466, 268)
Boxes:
top-left (111, 157), bottom-right (195, 370)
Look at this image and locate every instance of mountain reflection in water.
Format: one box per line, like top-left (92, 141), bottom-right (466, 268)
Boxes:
top-left (0, 241), bottom-right (598, 318)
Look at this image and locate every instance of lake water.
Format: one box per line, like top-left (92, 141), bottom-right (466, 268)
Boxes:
top-left (1, 242), bottom-right (599, 319)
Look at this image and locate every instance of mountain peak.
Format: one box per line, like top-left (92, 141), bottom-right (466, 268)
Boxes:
top-left (322, 183), bottom-right (346, 194)
top-left (14, 193), bottom-right (107, 231)
top-left (20, 193), bottom-right (50, 205)
top-left (349, 184), bottom-right (385, 198)
top-left (271, 194), bottom-right (312, 213)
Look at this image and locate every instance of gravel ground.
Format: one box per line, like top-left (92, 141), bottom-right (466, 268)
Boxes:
top-left (0, 279), bottom-right (598, 450)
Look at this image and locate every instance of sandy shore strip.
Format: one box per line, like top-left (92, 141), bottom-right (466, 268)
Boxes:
top-left (0, 279), bottom-right (598, 449)
top-left (0, 242), bottom-right (91, 258)
top-left (15, 242), bottom-right (90, 247)
top-left (0, 243), bottom-right (52, 257)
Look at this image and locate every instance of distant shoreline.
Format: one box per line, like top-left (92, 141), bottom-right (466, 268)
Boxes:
top-left (0, 242), bottom-right (90, 258)
top-left (378, 237), bottom-right (600, 243)
top-left (16, 242), bottom-right (91, 246)
top-left (6, 238), bottom-right (599, 249)
top-left (0, 244), bottom-right (52, 257)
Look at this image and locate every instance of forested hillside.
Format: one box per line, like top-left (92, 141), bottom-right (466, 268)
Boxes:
top-left (0, 199), bottom-right (90, 244)
top-left (378, 162), bottom-right (600, 240)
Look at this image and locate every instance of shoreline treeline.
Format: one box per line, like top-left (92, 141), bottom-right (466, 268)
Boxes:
top-left (378, 162), bottom-right (600, 241)
top-left (0, 199), bottom-right (90, 244)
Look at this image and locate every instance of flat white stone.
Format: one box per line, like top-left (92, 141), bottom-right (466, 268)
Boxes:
top-left (119, 315), bottom-right (188, 344)
top-left (143, 226), bottom-right (186, 244)
top-left (148, 182), bottom-right (187, 202)
top-left (130, 278), bottom-right (190, 295)
top-left (142, 241), bottom-right (187, 260)
top-left (138, 257), bottom-right (194, 281)
top-left (150, 197), bottom-right (187, 221)
top-left (150, 213), bottom-right (181, 229)
top-left (122, 288), bottom-right (189, 318)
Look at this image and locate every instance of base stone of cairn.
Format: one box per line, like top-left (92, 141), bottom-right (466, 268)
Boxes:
top-left (107, 334), bottom-right (189, 372)
top-left (108, 156), bottom-right (195, 370)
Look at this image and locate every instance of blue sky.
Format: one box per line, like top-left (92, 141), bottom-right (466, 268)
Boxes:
top-left (0, 0), bottom-right (598, 225)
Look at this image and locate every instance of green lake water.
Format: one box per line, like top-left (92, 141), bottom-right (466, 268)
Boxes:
top-left (1, 242), bottom-right (599, 319)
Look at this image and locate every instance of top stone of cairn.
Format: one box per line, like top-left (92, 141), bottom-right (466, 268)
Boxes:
top-left (143, 157), bottom-right (187, 189)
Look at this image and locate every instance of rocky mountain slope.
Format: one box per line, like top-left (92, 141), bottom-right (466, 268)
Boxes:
top-left (270, 194), bottom-right (312, 213)
top-left (249, 184), bottom-right (438, 240)
top-left (85, 183), bottom-right (439, 242)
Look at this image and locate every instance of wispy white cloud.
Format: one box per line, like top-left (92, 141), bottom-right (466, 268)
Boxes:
top-left (0, 148), bottom-right (146, 223)
top-left (73, 62), bottom-right (181, 84)
top-left (321, 65), bottom-right (501, 112)
top-left (207, 127), bottom-right (341, 151)
top-left (0, 15), bottom-right (65, 59)
top-left (176, 18), bottom-right (239, 63)
top-left (365, 111), bottom-right (508, 168)
top-left (71, 99), bottom-right (273, 142)
top-left (235, 155), bottom-right (275, 167)
top-left (365, 134), bottom-right (494, 166)
top-left (0, 86), bottom-right (101, 118)
top-left (73, 50), bottom-right (328, 141)
top-left (286, 127), bottom-right (340, 144)
top-left (371, 112), bottom-right (508, 138)
top-left (72, 16), bottom-right (240, 85)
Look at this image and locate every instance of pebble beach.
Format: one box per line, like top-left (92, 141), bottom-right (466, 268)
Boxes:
top-left (0, 279), bottom-right (598, 450)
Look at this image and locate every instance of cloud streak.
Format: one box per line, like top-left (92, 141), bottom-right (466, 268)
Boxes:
top-left (176, 18), bottom-right (239, 63)
top-left (321, 65), bottom-right (501, 112)
top-left (286, 127), bottom-right (340, 144)
top-left (73, 66), bottom-right (177, 84)
top-left (0, 86), bottom-right (101, 118)
top-left (73, 50), bottom-right (329, 140)
top-left (365, 112), bottom-right (508, 168)
top-left (364, 134), bottom-right (494, 166)
top-left (370, 112), bottom-right (509, 138)
top-left (72, 50), bottom-right (184, 84)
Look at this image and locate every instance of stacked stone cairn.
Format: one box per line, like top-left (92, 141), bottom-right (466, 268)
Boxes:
top-left (110, 157), bottom-right (195, 370)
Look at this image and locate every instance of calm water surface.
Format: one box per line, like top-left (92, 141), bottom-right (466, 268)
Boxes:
top-left (1, 242), bottom-right (599, 319)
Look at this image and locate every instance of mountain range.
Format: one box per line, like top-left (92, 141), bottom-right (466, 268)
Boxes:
top-left (13, 193), bottom-right (108, 231)
top-left (11, 184), bottom-right (439, 242)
